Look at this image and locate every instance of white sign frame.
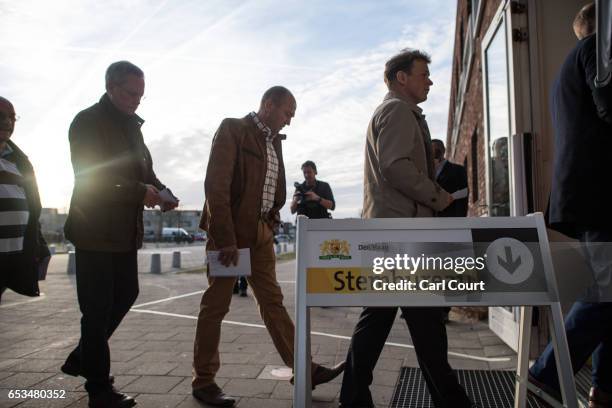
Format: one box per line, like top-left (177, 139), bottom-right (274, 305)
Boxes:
top-left (293, 213), bottom-right (578, 408)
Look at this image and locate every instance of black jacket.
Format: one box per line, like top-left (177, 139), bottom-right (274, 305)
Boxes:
top-left (1, 140), bottom-right (49, 297)
top-left (436, 161), bottom-right (468, 218)
top-left (65, 94), bottom-right (164, 251)
top-left (295, 179), bottom-right (335, 219)
top-left (547, 34), bottom-right (612, 238)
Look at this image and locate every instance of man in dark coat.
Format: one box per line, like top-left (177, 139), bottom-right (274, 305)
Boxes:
top-left (0, 96), bottom-right (49, 303)
top-left (529, 4), bottom-right (612, 407)
top-left (61, 61), bottom-right (178, 408)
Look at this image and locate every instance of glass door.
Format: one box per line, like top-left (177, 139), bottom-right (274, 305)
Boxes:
top-left (482, 0), bottom-right (532, 351)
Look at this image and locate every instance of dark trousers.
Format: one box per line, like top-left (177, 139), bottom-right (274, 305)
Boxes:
top-left (340, 307), bottom-right (472, 408)
top-left (530, 229), bottom-right (612, 394)
top-left (64, 249), bottom-right (139, 395)
top-left (234, 276), bottom-right (248, 291)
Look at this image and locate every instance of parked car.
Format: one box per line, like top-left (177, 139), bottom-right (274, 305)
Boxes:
top-left (192, 231), bottom-right (207, 242)
top-left (161, 227), bottom-right (194, 243)
top-left (275, 234), bottom-right (291, 243)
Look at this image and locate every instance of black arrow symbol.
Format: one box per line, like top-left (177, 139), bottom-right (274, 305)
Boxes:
top-left (498, 246), bottom-right (521, 273)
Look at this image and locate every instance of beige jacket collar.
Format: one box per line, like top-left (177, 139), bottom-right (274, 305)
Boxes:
top-left (384, 91), bottom-right (424, 117)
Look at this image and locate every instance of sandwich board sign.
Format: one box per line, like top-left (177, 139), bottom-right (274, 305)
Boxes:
top-left (293, 213), bottom-right (578, 408)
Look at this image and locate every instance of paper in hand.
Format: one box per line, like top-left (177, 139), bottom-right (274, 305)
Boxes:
top-left (159, 188), bottom-right (179, 211)
top-left (451, 188), bottom-right (468, 200)
top-left (208, 248), bottom-right (251, 277)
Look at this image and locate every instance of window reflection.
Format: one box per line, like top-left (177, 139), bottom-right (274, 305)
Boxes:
top-left (485, 23), bottom-right (511, 216)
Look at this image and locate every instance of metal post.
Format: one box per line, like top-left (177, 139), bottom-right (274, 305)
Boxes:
top-left (151, 253), bottom-right (161, 274)
top-left (294, 216), bottom-right (312, 408)
top-left (514, 306), bottom-right (533, 408)
top-left (67, 251), bottom-right (76, 275)
top-left (172, 251), bottom-right (181, 268)
top-left (549, 302), bottom-right (579, 408)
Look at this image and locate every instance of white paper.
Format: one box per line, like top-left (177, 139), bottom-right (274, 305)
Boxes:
top-left (451, 187), bottom-right (468, 200)
top-left (159, 188), bottom-right (178, 205)
top-left (208, 248), bottom-right (251, 277)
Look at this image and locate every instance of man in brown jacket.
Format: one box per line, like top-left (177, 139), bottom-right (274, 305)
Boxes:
top-left (62, 61), bottom-right (178, 408)
top-left (339, 50), bottom-right (475, 408)
top-left (192, 86), bottom-right (344, 407)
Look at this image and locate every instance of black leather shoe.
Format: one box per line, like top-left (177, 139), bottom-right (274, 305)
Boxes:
top-left (88, 389), bottom-right (136, 408)
top-left (527, 372), bottom-right (561, 402)
top-left (192, 384), bottom-right (236, 407)
top-left (61, 361), bottom-right (115, 384)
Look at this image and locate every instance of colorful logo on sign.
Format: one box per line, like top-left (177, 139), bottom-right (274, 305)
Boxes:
top-left (319, 240), bottom-right (351, 260)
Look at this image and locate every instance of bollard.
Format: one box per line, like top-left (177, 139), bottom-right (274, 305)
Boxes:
top-left (48, 244), bottom-right (56, 255)
top-left (67, 251), bottom-right (76, 275)
top-left (150, 253), bottom-right (161, 274)
top-left (172, 251), bottom-right (181, 268)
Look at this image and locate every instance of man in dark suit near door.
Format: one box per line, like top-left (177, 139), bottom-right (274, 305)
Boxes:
top-left (431, 139), bottom-right (468, 218)
top-left (528, 3), bottom-right (612, 407)
top-left (431, 139), bottom-right (468, 323)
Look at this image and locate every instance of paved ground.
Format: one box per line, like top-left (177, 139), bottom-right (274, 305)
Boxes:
top-left (0, 248), bottom-right (516, 407)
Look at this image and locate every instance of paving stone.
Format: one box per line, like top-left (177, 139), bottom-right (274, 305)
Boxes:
top-left (237, 397), bottom-right (292, 407)
top-left (0, 372), bottom-right (55, 388)
top-left (370, 384), bottom-right (396, 407)
top-left (217, 364), bottom-right (264, 379)
top-left (126, 361), bottom-right (179, 376)
top-left (271, 381), bottom-right (293, 399)
top-left (484, 344), bottom-right (516, 357)
top-left (122, 375), bottom-right (183, 394)
top-left (223, 378), bottom-right (277, 397)
top-left (6, 358), bottom-right (61, 372)
top-left (168, 377), bottom-right (193, 395)
top-left (449, 337), bottom-right (485, 349)
top-left (167, 364), bottom-right (193, 377)
top-left (371, 369), bottom-right (400, 387)
top-left (448, 358), bottom-right (490, 370)
top-left (35, 373), bottom-right (84, 392)
top-left (374, 357), bottom-right (403, 372)
top-left (128, 393), bottom-right (187, 407)
top-left (219, 352), bottom-right (252, 364)
top-left (0, 359), bottom-right (21, 370)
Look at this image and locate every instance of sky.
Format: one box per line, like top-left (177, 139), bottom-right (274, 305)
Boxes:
top-left (0, 0), bottom-right (457, 222)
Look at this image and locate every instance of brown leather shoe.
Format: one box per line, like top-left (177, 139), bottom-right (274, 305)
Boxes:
top-left (290, 361), bottom-right (346, 389)
top-left (192, 384), bottom-right (236, 407)
top-left (590, 387), bottom-right (612, 408)
top-left (312, 361), bottom-right (346, 387)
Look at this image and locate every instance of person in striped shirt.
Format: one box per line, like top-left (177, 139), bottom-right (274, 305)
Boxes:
top-left (0, 96), bottom-right (49, 303)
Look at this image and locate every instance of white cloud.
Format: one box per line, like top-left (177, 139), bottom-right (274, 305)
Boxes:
top-left (0, 0), bottom-right (456, 223)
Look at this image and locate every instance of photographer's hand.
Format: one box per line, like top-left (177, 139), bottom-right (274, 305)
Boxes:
top-left (304, 191), bottom-right (320, 202)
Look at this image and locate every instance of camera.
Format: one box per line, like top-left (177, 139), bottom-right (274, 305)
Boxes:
top-left (293, 182), bottom-right (312, 205)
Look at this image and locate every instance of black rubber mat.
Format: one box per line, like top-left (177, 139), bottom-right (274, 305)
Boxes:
top-left (389, 367), bottom-right (591, 408)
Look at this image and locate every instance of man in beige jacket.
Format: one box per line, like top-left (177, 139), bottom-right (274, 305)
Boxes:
top-left (339, 49), bottom-right (475, 408)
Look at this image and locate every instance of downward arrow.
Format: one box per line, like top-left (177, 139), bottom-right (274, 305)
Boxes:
top-left (498, 246), bottom-right (521, 274)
